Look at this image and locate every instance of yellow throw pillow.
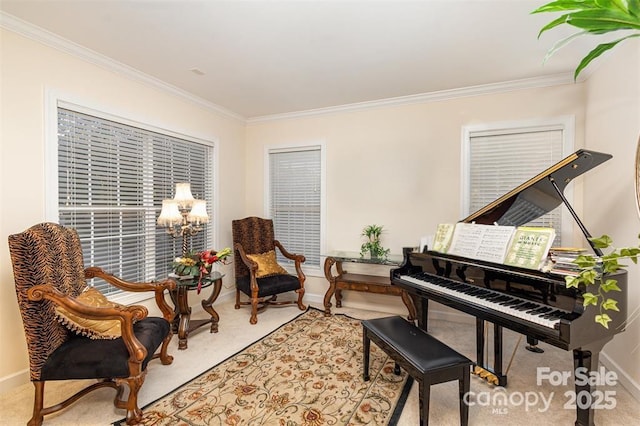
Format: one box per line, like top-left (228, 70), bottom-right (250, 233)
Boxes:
top-left (246, 250), bottom-right (288, 278)
top-left (55, 286), bottom-right (126, 339)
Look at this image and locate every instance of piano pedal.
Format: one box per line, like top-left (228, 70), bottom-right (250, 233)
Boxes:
top-left (525, 336), bottom-right (544, 353)
top-left (472, 366), bottom-right (500, 386)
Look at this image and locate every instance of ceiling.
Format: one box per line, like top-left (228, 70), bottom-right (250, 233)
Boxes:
top-left (1, 0), bottom-right (598, 120)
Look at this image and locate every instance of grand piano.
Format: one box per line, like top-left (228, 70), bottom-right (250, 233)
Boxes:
top-left (391, 149), bottom-right (627, 426)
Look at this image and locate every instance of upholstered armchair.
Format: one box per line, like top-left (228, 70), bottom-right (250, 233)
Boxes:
top-left (232, 217), bottom-right (306, 324)
top-left (8, 222), bottom-right (176, 425)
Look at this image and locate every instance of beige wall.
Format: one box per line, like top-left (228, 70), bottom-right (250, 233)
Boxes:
top-left (584, 41), bottom-right (640, 394)
top-left (0, 29), bottom-right (246, 389)
top-left (246, 85), bottom-right (586, 307)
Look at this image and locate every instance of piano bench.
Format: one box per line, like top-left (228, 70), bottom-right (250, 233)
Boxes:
top-left (362, 316), bottom-right (472, 426)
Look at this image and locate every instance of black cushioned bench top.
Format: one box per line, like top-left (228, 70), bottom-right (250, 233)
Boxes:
top-left (362, 316), bottom-right (471, 373)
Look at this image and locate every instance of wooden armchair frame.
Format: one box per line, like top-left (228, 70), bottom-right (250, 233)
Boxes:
top-left (232, 217), bottom-right (306, 324)
top-left (25, 271), bottom-right (176, 426)
top-left (84, 266), bottom-right (176, 365)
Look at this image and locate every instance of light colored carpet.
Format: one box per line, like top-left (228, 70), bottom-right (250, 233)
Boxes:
top-left (0, 299), bottom-right (638, 425)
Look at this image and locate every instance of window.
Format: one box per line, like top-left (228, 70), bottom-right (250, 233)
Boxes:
top-left (267, 144), bottom-right (324, 272)
top-left (462, 117), bottom-right (574, 246)
top-left (55, 104), bottom-right (214, 302)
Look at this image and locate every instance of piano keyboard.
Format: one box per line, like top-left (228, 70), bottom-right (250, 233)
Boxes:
top-left (400, 273), bottom-right (570, 330)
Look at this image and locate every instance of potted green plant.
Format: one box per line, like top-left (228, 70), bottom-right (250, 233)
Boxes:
top-left (533, 0), bottom-right (640, 80)
top-left (360, 224), bottom-right (391, 259)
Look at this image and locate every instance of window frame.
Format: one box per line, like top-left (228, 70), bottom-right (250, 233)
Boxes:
top-left (263, 140), bottom-right (326, 277)
top-left (45, 92), bottom-right (219, 304)
top-left (461, 116), bottom-right (575, 245)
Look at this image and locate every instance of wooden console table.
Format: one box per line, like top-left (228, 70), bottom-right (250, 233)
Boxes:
top-left (168, 271), bottom-right (223, 350)
top-left (323, 251), bottom-right (415, 320)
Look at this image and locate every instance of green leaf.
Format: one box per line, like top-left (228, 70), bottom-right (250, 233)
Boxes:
top-left (579, 268), bottom-right (598, 285)
top-left (532, 1), bottom-right (600, 14)
top-left (574, 38), bottom-right (625, 78)
top-left (589, 234), bottom-right (613, 249)
top-left (603, 258), bottom-right (622, 273)
top-left (601, 279), bottom-right (622, 292)
top-left (601, 252), bottom-right (620, 261)
top-left (538, 14), bottom-right (572, 38)
top-left (595, 314), bottom-right (612, 328)
top-left (630, 0), bottom-right (640, 17)
top-left (601, 298), bottom-right (620, 311)
top-left (567, 10), bottom-right (640, 31)
top-left (574, 33), bottom-right (640, 78)
top-left (610, 0), bottom-right (632, 12)
top-left (620, 247), bottom-right (640, 263)
top-left (573, 254), bottom-right (597, 268)
top-left (565, 275), bottom-right (580, 288)
top-left (583, 292), bottom-right (599, 306)
top-left (608, 0), bottom-right (632, 13)
top-left (543, 30), bottom-right (591, 63)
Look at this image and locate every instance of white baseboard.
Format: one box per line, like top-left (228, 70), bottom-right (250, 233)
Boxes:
top-left (0, 368), bottom-right (29, 394)
top-left (600, 350), bottom-right (640, 402)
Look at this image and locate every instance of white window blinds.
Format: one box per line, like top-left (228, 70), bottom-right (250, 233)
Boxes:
top-left (268, 147), bottom-right (321, 268)
top-left (467, 127), bottom-right (564, 245)
top-left (57, 107), bottom-right (214, 298)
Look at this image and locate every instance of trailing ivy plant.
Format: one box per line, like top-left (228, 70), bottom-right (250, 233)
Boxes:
top-left (565, 234), bottom-right (640, 328)
top-left (533, 0), bottom-right (640, 80)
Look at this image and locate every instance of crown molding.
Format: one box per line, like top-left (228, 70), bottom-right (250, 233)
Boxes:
top-left (2, 11), bottom-right (580, 126)
top-left (247, 73), bottom-right (577, 124)
top-left (0, 12), bottom-right (246, 123)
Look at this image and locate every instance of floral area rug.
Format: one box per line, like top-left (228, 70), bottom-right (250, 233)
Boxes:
top-left (116, 308), bottom-right (412, 425)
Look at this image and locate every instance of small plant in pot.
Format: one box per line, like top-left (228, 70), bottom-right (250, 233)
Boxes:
top-left (360, 224), bottom-right (390, 259)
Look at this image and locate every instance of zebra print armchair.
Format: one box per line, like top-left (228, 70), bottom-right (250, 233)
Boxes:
top-left (8, 222), bottom-right (176, 425)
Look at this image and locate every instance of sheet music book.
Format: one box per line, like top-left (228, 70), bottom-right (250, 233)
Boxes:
top-left (447, 223), bottom-right (516, 263)
top-left (431, 224), bottom-right (455, 253)
top-left (503, 226), bottom-right (556, 270)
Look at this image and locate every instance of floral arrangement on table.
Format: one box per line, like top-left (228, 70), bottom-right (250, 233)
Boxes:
top-left (173, 247), bottom-right (232, 293)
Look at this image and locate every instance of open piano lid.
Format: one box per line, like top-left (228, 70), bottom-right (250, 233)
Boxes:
top-left (462, 149), bottom-right (611, 229)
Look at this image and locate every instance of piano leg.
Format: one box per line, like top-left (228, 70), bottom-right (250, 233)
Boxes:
top-left (494, 323), bottom-right (503, 383)
top-left (474, 319), bottom-right (507, 386)
top-left (476, 318), bottom-right (485, 369)
top-left (411, 293), bottom-right (429, 330)
top-left (400, 290), bottom-right (418, 322)
top-left (573, 338), bottom-right (608, 426)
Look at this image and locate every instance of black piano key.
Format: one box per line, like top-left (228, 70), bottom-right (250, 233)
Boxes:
top-left (514, 302), bottom-right (537, 311)
top-left (482, 295), bottom-right (504, 302)
top-left (541, 310), bottom-right (566, 320)
top-left (526, 306), bottom-right (550, 315)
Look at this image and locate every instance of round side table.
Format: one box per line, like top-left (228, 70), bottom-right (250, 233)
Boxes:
top-left (168, 271), bottom-right (224, 350)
